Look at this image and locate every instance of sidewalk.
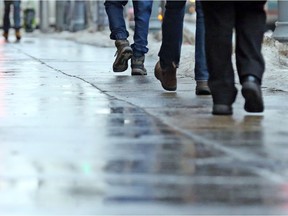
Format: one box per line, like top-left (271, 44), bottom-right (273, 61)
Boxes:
top-left (0, 32), bottom-right (288, 215)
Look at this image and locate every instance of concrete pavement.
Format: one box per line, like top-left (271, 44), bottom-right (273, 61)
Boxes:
top-left (1, 36), bottom-right (288, 215)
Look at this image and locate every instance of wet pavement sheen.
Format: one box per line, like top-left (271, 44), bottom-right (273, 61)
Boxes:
top-left (0, 38), bottom-right (288, 215)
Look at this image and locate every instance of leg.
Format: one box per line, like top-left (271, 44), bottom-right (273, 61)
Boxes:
top-left (3, 1), bottom-right (12, 34)
top-left (235, 1), bottom-right (266, 112)
top-left (13, 0), bottom-right (21, 41)
top-left (194, 0), bottom-right (210, 95)
top-left (235, 1), bottom-right (266, 83)
top-left (104, 0), bottom-right (132, 72)
top-left (158, 0), bottom-right (186, 68)
top-left (13, 0), bottom-right (21, 30)
top-left (155, 0), bottom-right (186, 91)
top-left (131, 0), bottom-right (152, 57)
top-left (130, 0), bottom-right (153, 75)
top-left (202, 1), bottom-right (237, 114)
top-left (104, 0), bottom-right (129, 40)
top-left (195, 0), bottom-right (209, 81)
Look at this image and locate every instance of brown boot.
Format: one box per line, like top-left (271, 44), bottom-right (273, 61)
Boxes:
top-left (113, 40), bottom-right (133, 72)
top-left (3, 32), bottom-right (8, 41)
top-left (131, 55), bottom-right (147, 75)
top-left (15, 30), bottom-right (21, 41)
top-left (196, 80), bottom-right (211, 95)
top-left (154, 61), bottom-right (177, 91)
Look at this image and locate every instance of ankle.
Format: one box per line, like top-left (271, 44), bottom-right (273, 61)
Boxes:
top-left (241, 75), bottom-right (261, 85)
top-left (115, 39), bottom-right (130, 49)
top-left (159, 60), bottom-right (178, 70)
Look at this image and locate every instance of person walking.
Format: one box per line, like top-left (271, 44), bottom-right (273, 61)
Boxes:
top-left (201, 1), bottom-right (266, 115)
top-left (104, 0), bottom-right (153, 75)
top-left (2, 0), bottom-right (22, 42)
top-left (194, 0), bottom-right (210, 95)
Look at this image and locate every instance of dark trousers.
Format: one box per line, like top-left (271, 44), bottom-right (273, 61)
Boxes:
top-left (202, 1), bottom-right (266, 105)
top-left (3, 0), bottom-right (21, 33)
top-left (158, 0), bottom-right (186, 68)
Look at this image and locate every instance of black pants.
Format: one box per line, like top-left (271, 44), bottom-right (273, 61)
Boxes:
top-left (201, 1), bottom-right (266, 105)
top-left (158, 0), bottom-right (186, 68)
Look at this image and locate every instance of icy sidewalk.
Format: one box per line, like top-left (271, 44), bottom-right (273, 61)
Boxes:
top-left (1, 30), bottom-right (288, 214)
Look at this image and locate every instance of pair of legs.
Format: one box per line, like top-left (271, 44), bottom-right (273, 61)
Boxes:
top-left (104, 0), bottom-right (153, 75)
top-left (202, 1), bottom-right (266, 115)
top-left (3, 0), bottom-right (22, 41)
top-left (155, 0), bottom-right (210, 94)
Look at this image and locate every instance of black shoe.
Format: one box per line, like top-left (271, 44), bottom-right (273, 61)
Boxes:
top-left (212, 104), bottom-right (233, 115)
top-left (196, 80), bottom-right (211, 95)
top-left (113, 40), bottom-right (133, 72)
top-left (154, 61), bottom-right (177, 91)
top-left (131, 55), bottom-right (147, 75)
top-left (241, 75), bottom-right (264, 113)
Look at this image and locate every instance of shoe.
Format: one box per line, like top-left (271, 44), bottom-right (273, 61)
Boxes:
top-left (15, 30), bottom-right (21, 41)
top-left (212, 104), bottom-right (233, 115)
top-left (131, 55), bottom-right (147, 75)
top-left (241, 75), bottom-right (264, 113)
top-left (154, 61), bottom-right (177, 91)
top-left (113, 40), bottom-right (133, 72)
top-left (3, 32), bottom-right (8, 41)
top-left (196, 80), bottom-right (211, 95)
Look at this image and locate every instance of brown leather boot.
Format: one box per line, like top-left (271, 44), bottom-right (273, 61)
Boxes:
top-left (154, 61), bottom-right (177, 91)
top-left (131, 55), bottom-right (147, 75)
top-left (113, 40), bottom-right (133, 72)
top-left (15, 30), bottom-right (21, 41)
top-left (3, 32), bottom-right (8, 41)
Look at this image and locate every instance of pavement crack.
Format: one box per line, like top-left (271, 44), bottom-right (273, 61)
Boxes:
top-left (13, 48), bottom-right (114, 97)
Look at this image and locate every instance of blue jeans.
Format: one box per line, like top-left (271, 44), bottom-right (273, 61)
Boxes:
top-left (195, 0), bottom-right (209, 81)
top-left (3, 0), bottom-right (21, 33)
top-left (104, 0), bottom-right (153, 57)
top-left (158, 0), bottom-right (186, 68)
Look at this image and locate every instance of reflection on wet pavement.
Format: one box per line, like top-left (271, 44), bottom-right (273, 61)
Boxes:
top-left (0, 38), bottom-right (288, 214)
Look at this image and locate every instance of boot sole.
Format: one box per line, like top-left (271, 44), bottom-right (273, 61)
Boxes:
top-left (154, 67), bottom-right (177, 91)
top-left (113, 48), bottom-right (133, 72)
top-left (196, 87), bottom-right (211, 96)
top-left (212, 104), bottom-right (233, 115)
top-left (131, 68), bottom-right (147, 76)
top-left (242, 82), bottom-right (264, 113)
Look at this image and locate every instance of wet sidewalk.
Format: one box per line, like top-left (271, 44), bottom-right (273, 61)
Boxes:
top-left (1, 37), bottom-right (288, 215)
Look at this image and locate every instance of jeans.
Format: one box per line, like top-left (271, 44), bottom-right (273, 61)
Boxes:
top-left (3, 0), bottom-right (21, 33)
top-left (158, 0), bottom-right (186, 68)
top-left (104, 0), bottom-right (153, 57)
top-left (194, 1), bottom-right (209, 81)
